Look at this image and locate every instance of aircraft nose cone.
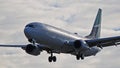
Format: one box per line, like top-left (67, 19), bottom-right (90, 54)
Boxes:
top-left (24, 27), bottom-right (32, 39)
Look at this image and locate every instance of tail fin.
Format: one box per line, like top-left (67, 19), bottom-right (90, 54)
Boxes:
top-left (85, 8), bottom-right (102, 39)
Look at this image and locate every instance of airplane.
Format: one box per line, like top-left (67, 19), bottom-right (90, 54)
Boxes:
top-left (0, 8), bottom-right (120, 62)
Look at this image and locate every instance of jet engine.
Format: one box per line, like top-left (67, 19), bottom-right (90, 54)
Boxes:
top-left (24, 44), bottom-right (41, 56)
top-left (74, 40), bottom-right (90, 50)
top-left (74, 40), bottom-right (82, 48)
top-left (64, 40), bottom-right (89, 50)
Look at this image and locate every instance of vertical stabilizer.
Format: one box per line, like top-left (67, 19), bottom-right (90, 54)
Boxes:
top-left (85, 8), bottom-right (102, 39)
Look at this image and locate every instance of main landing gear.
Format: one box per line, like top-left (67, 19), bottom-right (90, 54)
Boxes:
top-left (76, 54), bottom-right (84, 60)
top-left (48, 51), bottom-right (57, 62)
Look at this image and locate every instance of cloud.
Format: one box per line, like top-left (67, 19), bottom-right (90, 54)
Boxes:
top-left (0, 0), bottom-right (120, 68)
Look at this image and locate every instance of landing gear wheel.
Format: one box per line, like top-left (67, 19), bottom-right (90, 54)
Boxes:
top-left (76, 54), bottom-right (84, 60)
top-left (80, 54), bottom-right (84, 60)
top-left (48, 51), bottom-right (57, 62)
top-left (48, 56), bottom-right (57, 62)
top-left (48, 56), bottom-right (52, 62)
top-left (76, 55), bottom-right (80, 60)
top-left (52, 56), bottom-right (56, 62)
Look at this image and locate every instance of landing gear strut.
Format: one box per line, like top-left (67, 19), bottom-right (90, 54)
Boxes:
top-left (48, 51), bottom-right (57, 62)
top-left (28, 39), bottom-right (36, 44)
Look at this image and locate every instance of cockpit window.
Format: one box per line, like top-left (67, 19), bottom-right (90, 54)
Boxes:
top-left (26, 24), bottom-right (35, 28)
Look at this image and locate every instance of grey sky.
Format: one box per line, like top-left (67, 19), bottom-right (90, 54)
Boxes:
top-left (0, 0), bottom-right (120, 68)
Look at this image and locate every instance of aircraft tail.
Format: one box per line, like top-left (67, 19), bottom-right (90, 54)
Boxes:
top-left (85, 8), bottom-right (102, 39)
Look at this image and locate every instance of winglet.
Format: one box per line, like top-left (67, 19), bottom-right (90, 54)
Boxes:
top-left (85, 8), bottom-right (102, 39)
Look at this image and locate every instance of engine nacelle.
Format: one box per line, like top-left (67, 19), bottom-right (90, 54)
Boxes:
top-left (74, 40), bottom-right (90, 49)
top-left (74, 40), bottom-right (82, 48)
top-left (64, 40), bottom-right (89, 49)
top-left (25, 44), bottom-right (41, 56)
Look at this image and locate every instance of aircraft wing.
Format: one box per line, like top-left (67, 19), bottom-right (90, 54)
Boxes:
top-left (0, 45), bottom-right (26, 47)
top-left (85, 36), bottom-right (120, 48)
top-left (0, 44), bottom-right (51, 53)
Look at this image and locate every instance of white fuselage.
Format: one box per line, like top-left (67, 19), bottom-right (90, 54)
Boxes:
top-left (24, 22), bottom-right (100, 56)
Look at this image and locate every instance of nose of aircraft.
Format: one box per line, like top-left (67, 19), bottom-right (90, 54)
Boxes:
top-left (24, 22), bottom-right (37, 39)
top-left (24, 25), bottom-right (32, 39)
top-left (24, 22), bottom-right (35, 31)
top-left (24, 22), bottom-right (44, 40)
